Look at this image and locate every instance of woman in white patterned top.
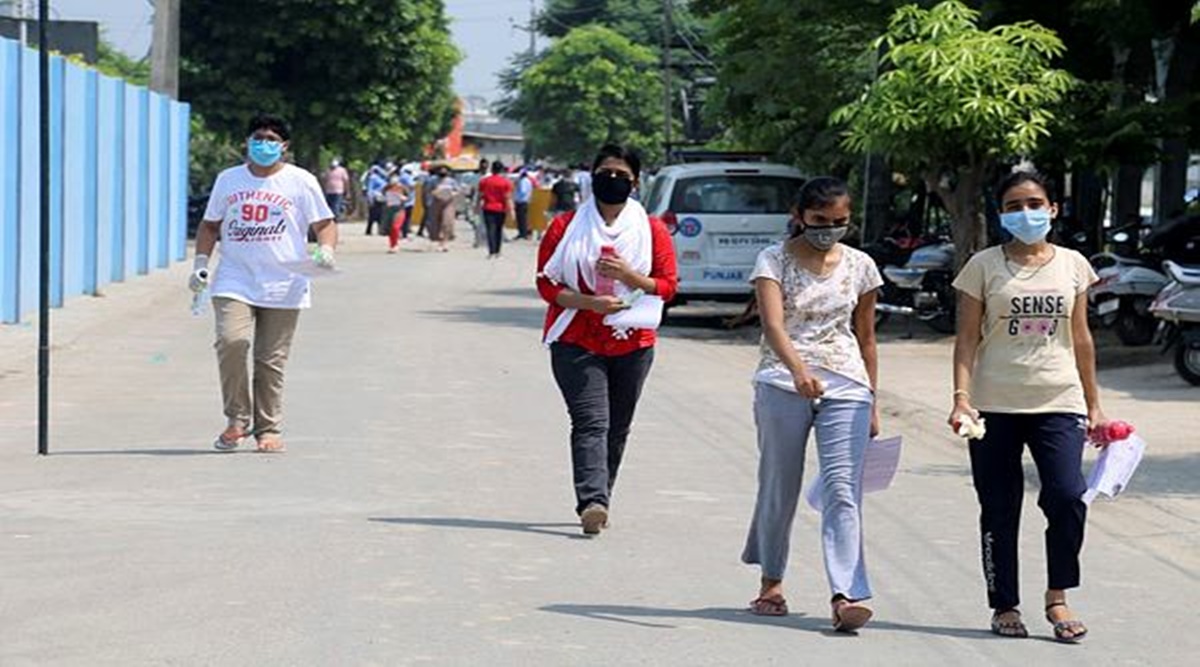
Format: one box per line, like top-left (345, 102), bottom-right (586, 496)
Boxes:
top-left (741, 177), bottom-right (883, 632)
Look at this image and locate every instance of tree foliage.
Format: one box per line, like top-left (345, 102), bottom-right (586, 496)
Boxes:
top-left (180, 0), bottom-right (460, 169)
top-left (511, 25), bottom-right (664, 166)
top-left (832, 1), bottom-right (1074, 264)
top-left (693, 0), bottom-right (910, 175)
top-left (95, 39), bottom-right (150, 86)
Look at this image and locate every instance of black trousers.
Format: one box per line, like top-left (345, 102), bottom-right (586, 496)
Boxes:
top-left (484, 211), bottom-right (506, 256)
top-left (365, 201), bottom-right (384, 235)
top-left (551, 342), bottom-right (654, 515)
top-left (969, 412), bottom-right (1088, 610)
top-left (515, 202), bottom-right (530, 239)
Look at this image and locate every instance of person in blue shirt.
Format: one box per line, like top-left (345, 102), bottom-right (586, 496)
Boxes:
top-left (514, 167), bottom-right (536, 240)
top-left (398, 166), bottom-right (417, 239)
top-left (364, 163), bottom-right (388, 236)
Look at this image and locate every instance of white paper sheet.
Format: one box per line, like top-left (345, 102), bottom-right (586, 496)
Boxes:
top-left (1082, 434), bottom-right (1146, 504)
top-left (806, 436), bottom-right (903, 511)
top-left (603, 295), bottom-right (664, 330)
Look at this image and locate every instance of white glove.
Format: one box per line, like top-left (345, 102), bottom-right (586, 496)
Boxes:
top-left (312, 244), bottom-right (336, 269)
top-left (189, 255), bottom-right (210, 293)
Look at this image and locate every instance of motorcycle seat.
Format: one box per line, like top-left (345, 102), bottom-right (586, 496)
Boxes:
top-left (1163, 261), bottom-right (1200, 285)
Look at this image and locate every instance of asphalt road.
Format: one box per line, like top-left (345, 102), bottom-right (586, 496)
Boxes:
top-left (1, 228), bottom-right (1196, 666)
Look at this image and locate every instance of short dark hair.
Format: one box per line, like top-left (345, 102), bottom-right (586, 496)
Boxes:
top-left (247, 113), bottom-right (290, 141)
top-left (794, 176), bottom-right (849, 213)
top-left (591, 144), bottom-right (641, 180)
top-left (995, 170), bottom-right (1053, 203)
top-left (490, 161), bottom-right (506, 174)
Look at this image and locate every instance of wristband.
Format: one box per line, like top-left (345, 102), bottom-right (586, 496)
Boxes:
top-left (193, 254), bottom-right (210, 271)
top-left (953, 389), bottom-right (970, 399)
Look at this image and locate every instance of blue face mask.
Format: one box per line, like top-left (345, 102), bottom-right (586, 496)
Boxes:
top-left (247, 138), bottom-right (284, 168)
top-left (1000, 208), bottom-right (1052, 245)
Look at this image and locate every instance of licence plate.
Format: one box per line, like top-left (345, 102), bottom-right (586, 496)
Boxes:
top-left (1097, 299), bottom-right (1120, 316)
top-left (712, 234), bottom-right (775, 261)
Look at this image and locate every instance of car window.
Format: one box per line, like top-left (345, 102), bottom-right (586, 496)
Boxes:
top-left (642, 176), bottom-right (668, 212)
top-left (669, 176), bottom-right (803, 214)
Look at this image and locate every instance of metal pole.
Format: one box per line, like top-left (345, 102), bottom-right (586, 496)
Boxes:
top-left (36, 0), bottom-right (49, 455)
top-left (662, 0), bottom-right (672, 164)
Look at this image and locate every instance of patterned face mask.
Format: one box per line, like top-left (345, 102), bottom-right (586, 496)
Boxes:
top-left (802, 224), bottom-right (849, 251)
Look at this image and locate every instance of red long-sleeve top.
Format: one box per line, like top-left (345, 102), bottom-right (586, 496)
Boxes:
top-left (536, 210), bottom-right (679, 356)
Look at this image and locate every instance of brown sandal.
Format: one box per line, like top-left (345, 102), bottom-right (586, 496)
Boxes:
top-left (749, 595), bottom-right (788, 616)
top-left (832, 597), bottom-right (873, 631)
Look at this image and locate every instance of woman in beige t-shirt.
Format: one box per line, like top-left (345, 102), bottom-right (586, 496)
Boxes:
top-left (949, 171), bottom-right (1107, 643)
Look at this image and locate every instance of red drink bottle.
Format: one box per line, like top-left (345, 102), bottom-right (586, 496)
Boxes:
top-left (595, 245), bottom-right (617, 295)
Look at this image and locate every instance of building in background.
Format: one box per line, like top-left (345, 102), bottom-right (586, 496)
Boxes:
top-left (0, 16), bottom-right (98, 63)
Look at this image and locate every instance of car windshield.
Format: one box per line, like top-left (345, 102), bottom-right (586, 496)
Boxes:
top-left (669, 176), bottom-right (803, 214)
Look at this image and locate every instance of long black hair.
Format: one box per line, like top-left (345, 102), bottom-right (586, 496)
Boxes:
top-left (995, 170), bottom-right (1054, 204)
top-left (591, 143), bottom-right (641, 180)
top-left (790, 176), bottom-right (849, 237)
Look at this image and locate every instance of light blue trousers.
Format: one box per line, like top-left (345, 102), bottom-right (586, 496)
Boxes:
top-left (742, 383), bottom-right (873, 601)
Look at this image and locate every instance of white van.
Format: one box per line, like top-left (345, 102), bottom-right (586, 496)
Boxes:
top-left (642, 162), bottom-right (805, 303)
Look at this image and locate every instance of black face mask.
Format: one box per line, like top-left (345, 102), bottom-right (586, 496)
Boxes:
top-left (592, 172), bottom-right (634, 205)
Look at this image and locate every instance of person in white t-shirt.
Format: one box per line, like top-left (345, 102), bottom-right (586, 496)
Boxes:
top-left (190, 114), bottom-right (338, 453)
top-left (741, 177), bottom-right (883, 632)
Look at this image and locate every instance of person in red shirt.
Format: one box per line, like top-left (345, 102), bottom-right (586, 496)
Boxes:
top-left (477, 161), bottom-right (515, 258)
top-left (536, 144), bottom-right (678, 536)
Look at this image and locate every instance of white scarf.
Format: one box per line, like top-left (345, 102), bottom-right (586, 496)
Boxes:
top-left (541, 196), bottom-right (653, 345)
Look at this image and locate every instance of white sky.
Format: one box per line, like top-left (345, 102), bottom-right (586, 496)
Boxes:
top-left (41, 0), bottom-right (541, 104)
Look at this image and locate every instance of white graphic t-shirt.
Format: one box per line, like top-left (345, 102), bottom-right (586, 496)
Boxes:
top-left (952, 245), bottom-right (1097, 414)
top-left (202, 164), bottom-right (334, 309)
top-left (751, 242), bottom-right (883, 400)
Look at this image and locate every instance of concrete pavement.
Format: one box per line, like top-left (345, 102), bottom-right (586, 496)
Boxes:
top-left (1, 226), bottom-right (1197, 666)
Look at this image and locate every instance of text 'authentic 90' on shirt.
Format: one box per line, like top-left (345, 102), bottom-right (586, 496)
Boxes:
top-left (952, 245), bottom-right (1097, 415)
top-left (203, 163), bottom-right (334, 309)
top-left (751, 242), bottom-right (883, 401)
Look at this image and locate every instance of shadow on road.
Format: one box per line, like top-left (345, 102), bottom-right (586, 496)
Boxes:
top-left (1128, 453), bottom-right (1200, 497)
top-left (50, 448), bottom-right (229, 457)
top-left (418, 306), bottom-right (544, 330)
top-left (540, 603), bottom-right (994, 639)
top-left (369, 517), bottom-right (587, 540)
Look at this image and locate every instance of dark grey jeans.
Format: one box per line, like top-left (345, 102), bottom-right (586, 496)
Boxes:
top-left (550, 342), bottom-right (655, 515)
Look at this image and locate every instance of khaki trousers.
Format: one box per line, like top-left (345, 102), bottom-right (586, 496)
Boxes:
top-left (213, 297), bottom-right (300, 436)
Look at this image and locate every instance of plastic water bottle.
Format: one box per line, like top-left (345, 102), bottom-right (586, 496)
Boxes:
top-left (595, 245), bottom-right (616, 296)
top-left (191, 286), bottom-right (210, 317)
top-left (1089, 420), bottom-right (1134, 445)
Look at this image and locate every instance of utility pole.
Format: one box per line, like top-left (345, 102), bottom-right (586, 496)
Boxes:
top-left (15, 0), bottom-right (29, 47)
top-left (149, 0), bottom-right (180, 98)
top-left (528, 0), bottom-right (536, 59)
top-left (36, 0), bottom-right (49, 454)
top-left (662, 0), bottom-right (672, 164)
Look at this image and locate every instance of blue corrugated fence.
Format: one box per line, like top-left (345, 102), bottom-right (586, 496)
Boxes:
top-left (0, 36), bottom-right (191, 323)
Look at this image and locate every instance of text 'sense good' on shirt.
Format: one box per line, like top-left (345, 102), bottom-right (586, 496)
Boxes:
top-left (751, 243), bottom-right (883, 399)
top-left (951, 245), bottom-right (1098, 415)
top-left (202, 164), bottom-right (334, 309)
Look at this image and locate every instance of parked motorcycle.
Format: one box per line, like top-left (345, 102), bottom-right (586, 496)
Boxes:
top-left (877, 240), bottom-right (957, 334)
top-left (1149, 260), bottom-right (1200, 385)
top-left (1088, 252), bottom-right (1168, 346)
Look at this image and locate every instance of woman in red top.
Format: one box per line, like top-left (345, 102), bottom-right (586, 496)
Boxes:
top-left (536, 144), bottom-right (678, 536)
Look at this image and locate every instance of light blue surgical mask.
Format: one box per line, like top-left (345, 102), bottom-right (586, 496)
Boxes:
top-left (247, 138), bottom-right (284, 168)
top-left (1000, 209), bottom-right (1052, 245)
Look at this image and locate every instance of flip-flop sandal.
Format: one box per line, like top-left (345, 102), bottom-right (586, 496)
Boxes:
top-left (991, 609), bottom-right (1029, 638)
top-left (213, 432), bottom-right (243, 452)
top-left (1045, 602), bottom-right (1087, 643)
top-left (254, 436), bottom-right (286, 453)
top-left (749, 595), bottom-right (788, 616)
top-left (832, 598), bottom-right (873, 632)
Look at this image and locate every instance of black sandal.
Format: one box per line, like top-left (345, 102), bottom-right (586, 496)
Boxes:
top-left (1045, 602), bottom-right (1088, 643)
top-left (990, 608), bottom-right (1029, 638)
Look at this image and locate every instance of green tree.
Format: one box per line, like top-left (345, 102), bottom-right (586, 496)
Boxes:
top-left (831, 1), bottom-right (1074, 266)
top-left (511, 25), bottom-right (664, 166)
top-left (180, 0), bottom-right (460, 169)
top-left (94, 39), bottom-right (150, 86)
